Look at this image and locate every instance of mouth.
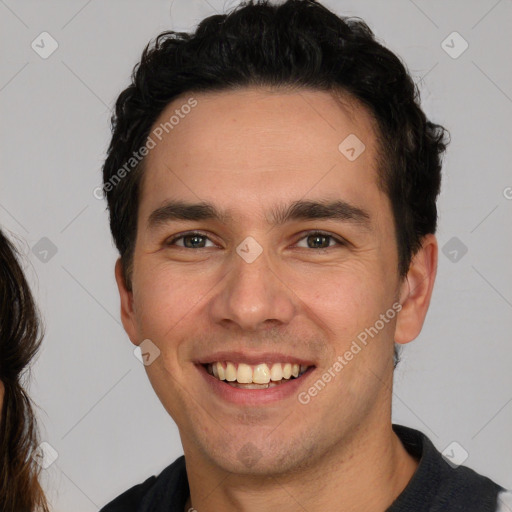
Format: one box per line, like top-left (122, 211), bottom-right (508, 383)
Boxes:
top-left (202, 361), bottom-right (314, 389)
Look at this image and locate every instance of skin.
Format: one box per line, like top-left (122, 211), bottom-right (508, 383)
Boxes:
top-left (116, 87), bottom-right (437, 512)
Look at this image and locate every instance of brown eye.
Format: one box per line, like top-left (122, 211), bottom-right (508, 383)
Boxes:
top-left (296, 231), bottom-right (344, 249)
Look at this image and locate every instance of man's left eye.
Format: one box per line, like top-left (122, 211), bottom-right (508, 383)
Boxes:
top-left (296, 231), bottom-right (344, 249)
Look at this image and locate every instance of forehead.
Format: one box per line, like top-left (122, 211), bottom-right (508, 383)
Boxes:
top-left (140, 87), bottom-right (383, 222)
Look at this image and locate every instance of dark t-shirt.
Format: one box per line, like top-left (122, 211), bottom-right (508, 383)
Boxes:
top-left (100, 424), bottom-right (506, 511)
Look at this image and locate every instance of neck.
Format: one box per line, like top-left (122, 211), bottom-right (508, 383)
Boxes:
top-left (183, 423), bottom-right (418, 512)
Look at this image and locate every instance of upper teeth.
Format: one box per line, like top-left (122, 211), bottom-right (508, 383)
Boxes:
top-left (208, 362), bottom-right (309, 384)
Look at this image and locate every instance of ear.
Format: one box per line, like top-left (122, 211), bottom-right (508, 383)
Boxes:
top-left (395, 234), bottom-right (438, 345)
top-left (114, 258), bottom-right (139, 346)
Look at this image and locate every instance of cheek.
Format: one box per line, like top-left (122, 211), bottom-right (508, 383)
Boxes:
top-left (300, 263), bottom-right (394, 344)
top-left (311, 257), bottom-right (375, 300)
top-left (131, 261), bottom-right (204, 342)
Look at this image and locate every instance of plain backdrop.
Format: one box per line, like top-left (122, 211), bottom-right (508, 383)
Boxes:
top-left (1, 0), bottom-right (511, 510)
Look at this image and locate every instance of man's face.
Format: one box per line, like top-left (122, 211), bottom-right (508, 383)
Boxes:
top-left (119, 87), bottom-right (408, 475)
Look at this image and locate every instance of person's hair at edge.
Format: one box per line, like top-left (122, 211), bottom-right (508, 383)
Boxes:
top-left (0, 229), bottom-right (50, 512)
top-left (102, 0), bottom-right (449, 368)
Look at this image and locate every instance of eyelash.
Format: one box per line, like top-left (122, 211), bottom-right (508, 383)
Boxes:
top-left (165, 230), bottom-right (346, 249)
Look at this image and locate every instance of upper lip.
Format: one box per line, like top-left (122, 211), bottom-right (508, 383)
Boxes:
top-left (194, 351), bottom-right (316, 367)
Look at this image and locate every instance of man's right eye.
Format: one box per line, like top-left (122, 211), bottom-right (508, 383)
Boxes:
top-left (166, 231), bottom-right (216, 249)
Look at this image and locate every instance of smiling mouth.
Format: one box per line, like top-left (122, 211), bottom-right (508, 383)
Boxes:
top-left (203, 361), bottom-right (314, 389)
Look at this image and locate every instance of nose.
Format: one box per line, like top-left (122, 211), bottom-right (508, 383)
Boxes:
top-left (209, 246), bottom-right (297, 332)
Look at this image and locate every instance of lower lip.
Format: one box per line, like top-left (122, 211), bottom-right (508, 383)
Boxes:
top-left (196, 364), bottom-right (316, 406)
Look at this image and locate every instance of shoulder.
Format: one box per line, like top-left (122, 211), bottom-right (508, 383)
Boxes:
top-left (99, 455), bottom-right (188, 512)
top-left (391, 424), bottom-right (507, 512)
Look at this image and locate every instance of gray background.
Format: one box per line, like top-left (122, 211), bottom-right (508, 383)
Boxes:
top-left (1, 0), bottom-right (511, 510)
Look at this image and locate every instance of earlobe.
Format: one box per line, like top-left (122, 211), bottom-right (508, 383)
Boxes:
top-left (394, 234), bottom-right (438, 345)
top-left (114, 259), bottom-right (139, 346)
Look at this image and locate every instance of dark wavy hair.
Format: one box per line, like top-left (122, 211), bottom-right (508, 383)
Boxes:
top-left (102, 0), bottom-right (449, 367)
top-left (0, 229), bottom-right (49, 512)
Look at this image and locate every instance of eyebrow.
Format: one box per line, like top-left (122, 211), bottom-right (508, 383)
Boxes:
top-left (147, 199), bottom-right (371, 230)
